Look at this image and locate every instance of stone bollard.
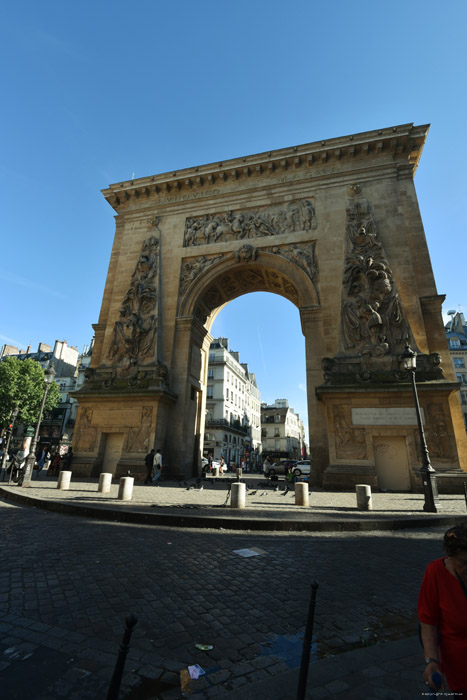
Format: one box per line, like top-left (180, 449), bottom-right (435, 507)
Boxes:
top-left (118, 476), bottom-right (134, 501)
top-left (295, 482), bottom-right (309, 506)
top-left (212, 466), bottom-right (219, 478)
top-left (98, 472), bottom-right (112, 493)
top-left (356, 484), bottom-right (373, 511)
top-left (231, 482), bottom-right (246, 509)
top-left (57, 471), bottom-right (72, 490)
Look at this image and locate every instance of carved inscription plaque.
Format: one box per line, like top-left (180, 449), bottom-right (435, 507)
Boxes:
top-left (351, 407), bottom-right (426, 426)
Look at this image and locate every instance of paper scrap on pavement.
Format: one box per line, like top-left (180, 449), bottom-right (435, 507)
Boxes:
top-left (180, 668), bottom-right (191, 694)
top-left (188, 664), bottom-right (205, 679)
top-left (233, 547), bottom-right (266, 557)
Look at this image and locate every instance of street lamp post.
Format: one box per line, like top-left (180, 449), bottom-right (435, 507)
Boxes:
top-left (400, 344), bottom-right (440, 513)
top-left (1, 405), bottom-right (19, 478)
top-left (21, 364), bottom-right (56, 486)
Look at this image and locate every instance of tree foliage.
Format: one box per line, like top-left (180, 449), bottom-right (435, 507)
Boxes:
top-left (0, 357), bottom-right (61, 429)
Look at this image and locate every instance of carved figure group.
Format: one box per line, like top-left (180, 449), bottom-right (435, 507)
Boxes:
top-left (108, 236), bottom-right (159, 368)
top-left (184, 199), bottom-right (317, 246)
top-left (340, 209), bottom-right (410, 358)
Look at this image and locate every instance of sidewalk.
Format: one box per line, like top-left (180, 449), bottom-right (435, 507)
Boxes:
top-left (1, 472), bottom-right (466, 532)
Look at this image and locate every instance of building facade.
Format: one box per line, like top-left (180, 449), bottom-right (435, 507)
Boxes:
top-left (261, 399), bottom-right (306, 461)
top-left (446, 311), bottom-right (467, 431)
top-left (0, 340), bottom-right (87, 448)
top-left (204, 338), bottom-right (261, 468)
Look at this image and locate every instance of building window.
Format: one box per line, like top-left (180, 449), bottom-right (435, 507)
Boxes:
top-left (454, 358), bottom-right (465, 368)
top-left (274, 414), bottom-right (280, 422)
top-left (275, 439), bottom-right (280, 450)
top-left (226, 388), bottom-right (229, 400)
top-left (450, 339), bottom-right (461, 349)
top-left (274, 429), bottom-right (280, 437)
top-left (207, 386), bottom-right (213, 399)
top-left (209, 353), bottom-right (216, 362)
top-left (208, 369), bottom-right (214, 379)
top-left (461, 392), bottom-right (467, 405)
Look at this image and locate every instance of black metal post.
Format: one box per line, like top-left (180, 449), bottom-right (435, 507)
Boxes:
top-left (106, 613), bottom-right (138, 700)
top-left (297, 580), bottom-right (319, 700)
top-left (409, 369), bottom-right (439, 513)
top-left (21, 384), bottom-right (51, 486)
top-left (463, 482), bottom-right (467, 512)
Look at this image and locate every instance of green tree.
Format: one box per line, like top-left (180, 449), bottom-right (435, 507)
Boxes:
top-left (0, 357), bottom-right (61, 430)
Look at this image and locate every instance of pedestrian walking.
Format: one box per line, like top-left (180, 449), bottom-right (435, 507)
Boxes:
top-left (144, 449), bottom-right (155, 484)
top-left (36, 446), bottom-right (50, 479)
top-left (418, 524), bottom-right (467, 695)
top-left (153, 449), bottom-right (162, 484)
top-left (63, 447), bottom-right (73, 469)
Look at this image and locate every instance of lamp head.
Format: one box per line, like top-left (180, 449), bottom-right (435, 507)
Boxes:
top-left (401, 344), bottom-right (417, 371)
top-left (44, 363), bottom-right (56, 385)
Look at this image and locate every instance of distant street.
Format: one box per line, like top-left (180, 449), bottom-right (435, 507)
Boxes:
top-left (0, 499), bottom-right (447, 699)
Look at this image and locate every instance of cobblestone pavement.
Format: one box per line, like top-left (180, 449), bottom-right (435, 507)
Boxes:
top-left (0, 493), bottom-right (460, 699)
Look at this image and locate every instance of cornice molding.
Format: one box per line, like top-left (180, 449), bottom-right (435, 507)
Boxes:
top-left (102, 123), bottom-right (429, 213)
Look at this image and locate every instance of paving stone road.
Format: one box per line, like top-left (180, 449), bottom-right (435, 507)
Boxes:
top-left (0, 495), bottom-right (461, 698)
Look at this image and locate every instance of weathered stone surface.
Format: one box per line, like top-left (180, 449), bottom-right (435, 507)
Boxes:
top-left (72, 123), bottom-right (467, 487)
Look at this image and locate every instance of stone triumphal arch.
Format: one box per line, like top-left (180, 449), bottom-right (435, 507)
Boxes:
top-left (73, 123), bottom-right (467, 490)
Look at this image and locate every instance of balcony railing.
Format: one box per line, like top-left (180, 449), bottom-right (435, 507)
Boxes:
top-left (206, 418), bottom-right (249, 435)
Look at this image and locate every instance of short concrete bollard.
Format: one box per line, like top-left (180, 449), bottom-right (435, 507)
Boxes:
top-left (57, 471), bottom-right (72, 490)
top-left (231, 482), bottom-right (246, 509)
top-left (98, 472), bottom-right (112, 493)
top-left (295, 482), bottom-right (309, 506)
top-left (356, 484), bottom-right (373, 511)
top-left (118, 476), bottom-right (134, 501)
top-left (212, 466), bottom-right (219, 478)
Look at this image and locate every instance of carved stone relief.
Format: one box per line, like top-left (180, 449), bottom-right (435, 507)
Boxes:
top-left (108, 236), bottom-right (159, 371)
top-left (340, 202), bottom-right (410, 358)
top-left (234, 244), bottom-right (257, 263)
top-left (426, 403), bottom-right (454, 460)
top-left (179, 255), bottom-right (224, 296)
top-left (183, 199), bottom-right (317, 246)
top-left (333, 406), bottom-right (367, 459)
top-left (321, 200), bottom-right (445, 385)
top-left (74, 408), bottom-right (98, 451)
top-left (265, 242), bottom-right (320, 304)
top-left (126, 406), bottom-right (153, 453)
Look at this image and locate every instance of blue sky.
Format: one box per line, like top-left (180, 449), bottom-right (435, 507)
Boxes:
top-left (2, 1), bottom-right (466, 440)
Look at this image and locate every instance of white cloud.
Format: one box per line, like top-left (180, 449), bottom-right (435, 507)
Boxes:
top-left (0, 333), bottom-right (26, 348)
top-left (0, 270), bottom-right (68, 301)
top-left (298, 383), bottom-right (306, 391)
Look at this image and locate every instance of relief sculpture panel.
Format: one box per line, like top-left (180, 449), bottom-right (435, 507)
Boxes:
top-left (333, 405), bottom-right (367, 459)
top-left (184, 198), bottom-right (317, 246)
top-left (125, 406), bottom-right (153, 453)
top-left (108, 235), bottom-right (160, 370)
top-left (74, 407), bottom-right (98, 452)
top-left (322, 198), bottom-right (445, 385)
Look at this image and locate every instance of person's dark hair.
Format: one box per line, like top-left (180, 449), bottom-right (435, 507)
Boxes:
top-left (444, 525), bottom-right (467, 556)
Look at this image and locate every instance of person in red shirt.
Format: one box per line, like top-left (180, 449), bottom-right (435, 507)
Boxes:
top-left (418, 525), bottom-right (467, 695)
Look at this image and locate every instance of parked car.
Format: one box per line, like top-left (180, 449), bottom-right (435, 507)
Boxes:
top-left (293, 460), bottom-right (311, 476)
top-left (264, 460), bottom-right (296, 477)
top-left (202, 457), bottom-right (221, 471)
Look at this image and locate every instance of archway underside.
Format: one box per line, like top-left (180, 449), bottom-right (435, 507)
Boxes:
top-left (198, 267), bottom-right (300, 328)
